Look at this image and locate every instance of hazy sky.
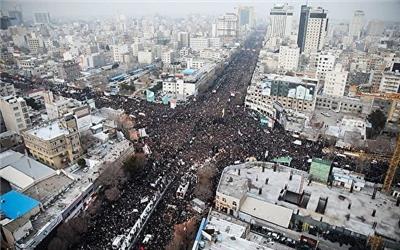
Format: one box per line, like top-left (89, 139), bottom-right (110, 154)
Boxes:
top-left (2, 0), bottom-right (400, 22)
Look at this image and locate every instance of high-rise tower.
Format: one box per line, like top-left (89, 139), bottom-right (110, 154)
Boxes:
top-left (297, 5), bottom-right (328, 54)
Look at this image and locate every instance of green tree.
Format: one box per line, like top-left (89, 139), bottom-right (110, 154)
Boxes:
top-left (123, 154), bottom-right (146, 175)
top-left (367, 109), bottom-right (387, 137)
top-left (25, 97), bottom-right (42, 110)
top-left (77, 158), bottom-right (86, 168)
top-left (120, 82), bottom-right (136, 91)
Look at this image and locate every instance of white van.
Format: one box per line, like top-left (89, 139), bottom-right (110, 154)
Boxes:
top-left (112, 235), bottom-right (125, 249)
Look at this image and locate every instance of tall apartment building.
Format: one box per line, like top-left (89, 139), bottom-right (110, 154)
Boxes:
top-left (161, 50), bottom-right (175, 65)
top-left (267, 4), bottom-right (294, 39)
top-left (27, 36), bottom-right (42, 53)
top-left (8, 10), bottom-right (23, 26)
top-left (278, 45), bottom-right (299, 72)
top-left (23, 115), bottom-right (83, 169)
top-left (112, 44), bottom-right (130, 63)
top-left (323, 64), bottom-right (349, 97)
top-left (45, 95), bottom-right (88, 121)
top-left (367, 20), bottom-right (384, 36)
top-left (316, 52), bottom-right (336, 81)
top-left (0, 96), bottom-right (32, 134)
top-left (34, 12), bottom-right (51, 24)
top-left (216, 13), bottom-right (239, 42)
top-left (57, 60), bottom-right (81, 82)
top-left (349, 10), bottom-right (365, 39)
top-left (297, 5), bottom-right (328, 54)
top-left (178, 32), bottom-right (190, 48)
top-left (0, 82), bottom-right (16, 97)
top-left (379, 71), bottom-right (400, 93)
top-left (237, 6), bottom-right (255, 31)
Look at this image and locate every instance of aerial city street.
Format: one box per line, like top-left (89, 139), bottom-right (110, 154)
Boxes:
top-left (0, 1), bottom-right (399, 250)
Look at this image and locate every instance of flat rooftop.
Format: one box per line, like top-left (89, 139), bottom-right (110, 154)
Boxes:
top-left (0, 190), bottom-right (40, 220)
top-left (17, 139), bottom-right (132, 247)
top-left (24, 173), bottom-right (73, 204)
top-left (203, 233), bottom-right (272, 250)
top-left (219, 162), bottom-right (400, 241)
top-left (0, 150), bottom-right (55, 190)
top-left (201, 212), bottom-right (272, 250)
top-left (206, 211), bottom-right (248, 238)
top-left (26, 122), bottom-right (68, 140)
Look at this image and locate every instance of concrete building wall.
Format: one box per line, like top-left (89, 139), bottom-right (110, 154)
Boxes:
top-left (316, 53), bottom-right (336, 81)
top-left (137, 51), bottom-right (153, 64)
top-left (23, 118), bottom-right (82, 169)
top-left (0, 97), bottom-right (32, 134)
top-left (0, 83), bottom-right (16, 97)
top-left (268, 4), bottom-right (293, 39)
top-left (323, 65), bottom-right (348, 97)
top-left (278, 45), bottom-right (299, 71)
top-left (379, 72), bottom-right (400, 93)
top-left (190, 37), bottom-right (209, 51)
top-left (349, 10), bottom-right (365, 39)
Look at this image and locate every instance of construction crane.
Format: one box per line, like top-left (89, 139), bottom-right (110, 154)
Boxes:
top-left (356, 91), bottom-right (400, 192)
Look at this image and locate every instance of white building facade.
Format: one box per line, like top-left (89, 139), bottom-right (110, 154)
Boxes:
top-left (297, 5), bottom-right (328, 54)
top-left (278, 45), bottom-right (299, 71)
top-left (323, 64), bottom-right (348, 97)
top-left (137, 51), bottom-right (153, 65)
top-left (267, 4), bottom-right (294, 39)
top-left (0, 96), bottom-right (32, 134)
top-left (379, 71), bottom-right (400, 93)
top-left (190, 37), bottom-right (209, 51)
top-left (349, 10), bottom-right (365, 39)
top-left (316, 52), bottom-right (336, 81)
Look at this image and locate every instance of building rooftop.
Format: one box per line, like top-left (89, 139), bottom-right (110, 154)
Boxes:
top-left (264, 74), bottom-right (318, 86)
top-left (182, 68), bottom-right (195, 75)
top-left (202, 233), bottom-right (271, 250)
top-left (197, 211), bottom-right (272, 250)
top-left (17, 139), bottom-right (132, 248)
top-left (26, 122), bottom-right (68, 140)
top-left (194, 211), bottom-right (271, 250)
top-left (0, 190), bottom-right (40, 220)
top-left (1, 95), bottom-right (25, 104)
top-left (206, 211), bottom-right (248, 238)
top-left (24, 173), bottom-right (73, 205)
top-left (0, 150), bottom-right (55, 191)
top-left (218, 162), bottom-right (400, 241)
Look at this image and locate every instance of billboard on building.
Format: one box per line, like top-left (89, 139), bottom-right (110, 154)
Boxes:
top-left (261, 79), bottom-right (316, 101)
top-left (146, 90), bottom-right (155, 102)
top-left (260, 116), bottom-right (274, 128)
top-left (162, 95), bottom-right (170, 105)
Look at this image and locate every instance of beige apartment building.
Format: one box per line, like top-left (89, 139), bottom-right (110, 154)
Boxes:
top-left (0, 96), bottom-right (32, 134)
top-left (23, 115), bottom-right (82, 169)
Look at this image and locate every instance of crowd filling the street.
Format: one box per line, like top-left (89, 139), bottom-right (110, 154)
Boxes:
top-left (3, 31), bottom-right (391, 250)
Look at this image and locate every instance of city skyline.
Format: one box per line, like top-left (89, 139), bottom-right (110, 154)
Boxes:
top-left (2, 0), bottom-right (400, 22)
top-left (1, 1), bottom-right (399, 249)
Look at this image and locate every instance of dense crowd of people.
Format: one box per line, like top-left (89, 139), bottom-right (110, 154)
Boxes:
top-left (2, 30), bottom-right (389, 249)
top-left (76, 32), bottom-right (330, 248)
